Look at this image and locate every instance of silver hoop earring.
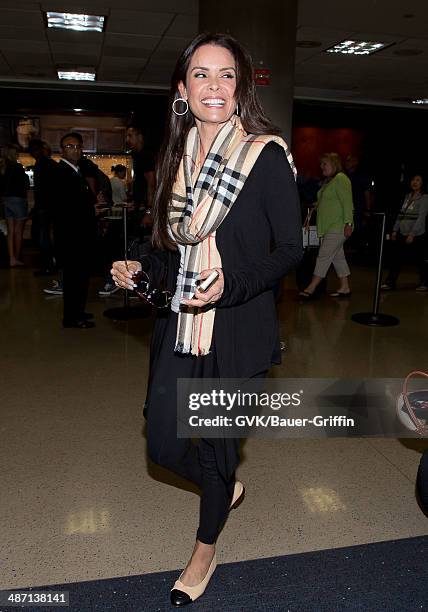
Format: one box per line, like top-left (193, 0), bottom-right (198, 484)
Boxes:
top-left (172, 97), bottom-right (189, 116)
top-left (235, 102), bottom-right (240, 116)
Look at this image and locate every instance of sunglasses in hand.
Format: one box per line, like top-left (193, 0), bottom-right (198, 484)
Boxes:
top-left (131, 269), bottom-right (172, 309)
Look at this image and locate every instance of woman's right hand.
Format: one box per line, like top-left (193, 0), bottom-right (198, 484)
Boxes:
top-left (111, 260), bottom-right (142, 290)
top-left (391, 231), bottom-right (397, 241)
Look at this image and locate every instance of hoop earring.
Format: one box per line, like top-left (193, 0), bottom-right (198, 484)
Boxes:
top-left (172, 97), bottom-right (189, 116)
top-left (235, 102), bottom-right (240, 116)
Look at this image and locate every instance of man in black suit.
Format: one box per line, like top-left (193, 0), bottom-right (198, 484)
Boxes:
top-left (53, 132), bottom-right (97, 328)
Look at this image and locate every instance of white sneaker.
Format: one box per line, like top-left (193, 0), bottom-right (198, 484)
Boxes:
top-left (43, 280), bottom-right (63, 295)
top-left (98, 283), bottom-right (120, 296)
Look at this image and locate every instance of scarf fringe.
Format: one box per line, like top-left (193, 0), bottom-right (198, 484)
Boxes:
top-left (174, 341), bottom-right (212, 357)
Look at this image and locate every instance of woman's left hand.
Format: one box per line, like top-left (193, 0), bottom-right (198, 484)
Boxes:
top-left (344, 224), bottom-right (353, 239)
top-left (406, 234), bottom-right (414, 244)
top-left (181, 267), bottom-right (224, 308)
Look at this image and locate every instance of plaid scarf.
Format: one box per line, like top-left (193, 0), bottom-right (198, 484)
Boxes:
top-left (169, 115), bottom-right (296, 356)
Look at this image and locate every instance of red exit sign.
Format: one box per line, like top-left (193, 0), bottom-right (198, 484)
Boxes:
top-left (254, 68), bottom-right (270, 86)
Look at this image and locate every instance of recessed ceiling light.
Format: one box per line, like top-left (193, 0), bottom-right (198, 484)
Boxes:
top-left (73, 108), bottom-right (83, 112)
top-left (46, 12), bottom-right (106, 33)
top-left (57, 70), bottom-right (96, 81)
top-left (325, 40), bottom-right (391, 55)
top-left (412, 99), bottom-right (428, 105)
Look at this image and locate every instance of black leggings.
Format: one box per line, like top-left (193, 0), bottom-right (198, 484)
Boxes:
top-left (385, 233), bottom-right (427, 287)
top-left (145, 312), bottom-right (237, 545)
top-left (147, 425), bottom-right (233, 544)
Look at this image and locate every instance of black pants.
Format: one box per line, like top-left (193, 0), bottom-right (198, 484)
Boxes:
top-left (385, 233), bottom-right (427, 287)
top-left (62, 250), bottom-right (91, 324)
top-left (145, 312), bottom-right (265, 544)
top-left (37, 209), bottom-right (56, 271)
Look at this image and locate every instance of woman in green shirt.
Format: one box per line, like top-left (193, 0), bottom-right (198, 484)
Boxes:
top-left (300, 152), bottom-right (354, 298)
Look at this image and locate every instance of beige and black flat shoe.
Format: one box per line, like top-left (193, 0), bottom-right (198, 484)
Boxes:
top-left (170, 553), bottom-right (217, 606)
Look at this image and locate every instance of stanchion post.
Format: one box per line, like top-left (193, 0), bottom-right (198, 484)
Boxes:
top-left (351, 212), bottom-right (399, 327)
top-left (372, 212), bottom-right (386, 316)
top-left (123, 205), bottom-right (129, 309)
top-left (103, 204), bottom-right (150, 321)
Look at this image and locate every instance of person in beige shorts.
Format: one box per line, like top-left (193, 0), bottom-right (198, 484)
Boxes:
top-left (299, 152), bottom-right (354, 299)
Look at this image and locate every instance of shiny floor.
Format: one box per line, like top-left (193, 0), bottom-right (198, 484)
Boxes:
top-left (1, 262), bottom-right (427, 590)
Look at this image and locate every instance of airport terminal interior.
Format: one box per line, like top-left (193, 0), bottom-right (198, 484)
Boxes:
top-left (1, 1), bottom-right (428, 611)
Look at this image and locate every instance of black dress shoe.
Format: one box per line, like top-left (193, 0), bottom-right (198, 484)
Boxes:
top-left (63, 320), bottom-right (95, 329)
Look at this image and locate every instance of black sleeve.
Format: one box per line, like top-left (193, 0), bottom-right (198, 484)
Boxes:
top-left (14, 163), bottom-right (29, 192)
top-left (216, 143), bottom-right (303, 308)
top-left (78, 157), bottom-right (99, 178)
top-left (137, 248), bottom-right (179, 289)
top-left (142, 150), bottom-right (156, 173)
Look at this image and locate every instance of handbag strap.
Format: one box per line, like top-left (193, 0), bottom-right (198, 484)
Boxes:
top-left (402, 370), bottom-right (428, 435)
top-left (303, 207), bottom-right (316, 230)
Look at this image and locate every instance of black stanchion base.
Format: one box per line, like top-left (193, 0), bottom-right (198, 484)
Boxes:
top-left (351, 312), bottom-right (400, 327)
top-left (103, 305), bottom-right (151, 320)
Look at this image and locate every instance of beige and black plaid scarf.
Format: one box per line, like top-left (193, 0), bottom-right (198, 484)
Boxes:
top-left (169, 115), bottom-right (296, 356)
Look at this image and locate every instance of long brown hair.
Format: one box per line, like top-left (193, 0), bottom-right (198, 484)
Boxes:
top-left (152, 32), bottom-right (281, 250)
top-left (0, 144), bottom-right (19, 175)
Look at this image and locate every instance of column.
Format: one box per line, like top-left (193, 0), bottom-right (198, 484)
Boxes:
top-left (199, 0), bottom-right (298, 142)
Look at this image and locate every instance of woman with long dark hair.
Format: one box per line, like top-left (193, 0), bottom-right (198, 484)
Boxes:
top-left (112, 33), bottom-right (302, 606)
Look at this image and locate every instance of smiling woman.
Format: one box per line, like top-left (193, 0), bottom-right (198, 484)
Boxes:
top-left (111, 32), bottom-right (302, 607)
top-left (178, 45), bottom-right (238, 143)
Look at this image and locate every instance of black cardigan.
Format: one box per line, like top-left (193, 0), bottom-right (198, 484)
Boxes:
top-left (140, 142), bottom-right (303, 378)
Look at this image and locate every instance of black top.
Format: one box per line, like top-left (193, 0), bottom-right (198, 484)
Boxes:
top-left (0, 161), bottom-right (29, 198)
top-left (78, 156), bottom-right (113, 205)
top-left (33, 156), bottom-right (58, 212)
top-left (140, 142), bottom-right (303, 378)
top-left (131, 149), bottom-right (155, 207)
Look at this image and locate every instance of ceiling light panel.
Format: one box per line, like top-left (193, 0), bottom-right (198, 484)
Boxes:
top-left (412, 99), bottom-right (428, 105)
top-left (46, 12), bottom-right (106, 33)
top-left (325, 40), bottom-right (390, 56)
top-left (57, 70), bottom-right (96, 81)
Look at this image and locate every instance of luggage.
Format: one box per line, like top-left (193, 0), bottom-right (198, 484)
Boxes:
top-left (296, 207), bottom-right (326, 294)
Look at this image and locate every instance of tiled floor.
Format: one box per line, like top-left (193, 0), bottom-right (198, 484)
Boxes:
top-left (1, 264), bottom-right (427, 590)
